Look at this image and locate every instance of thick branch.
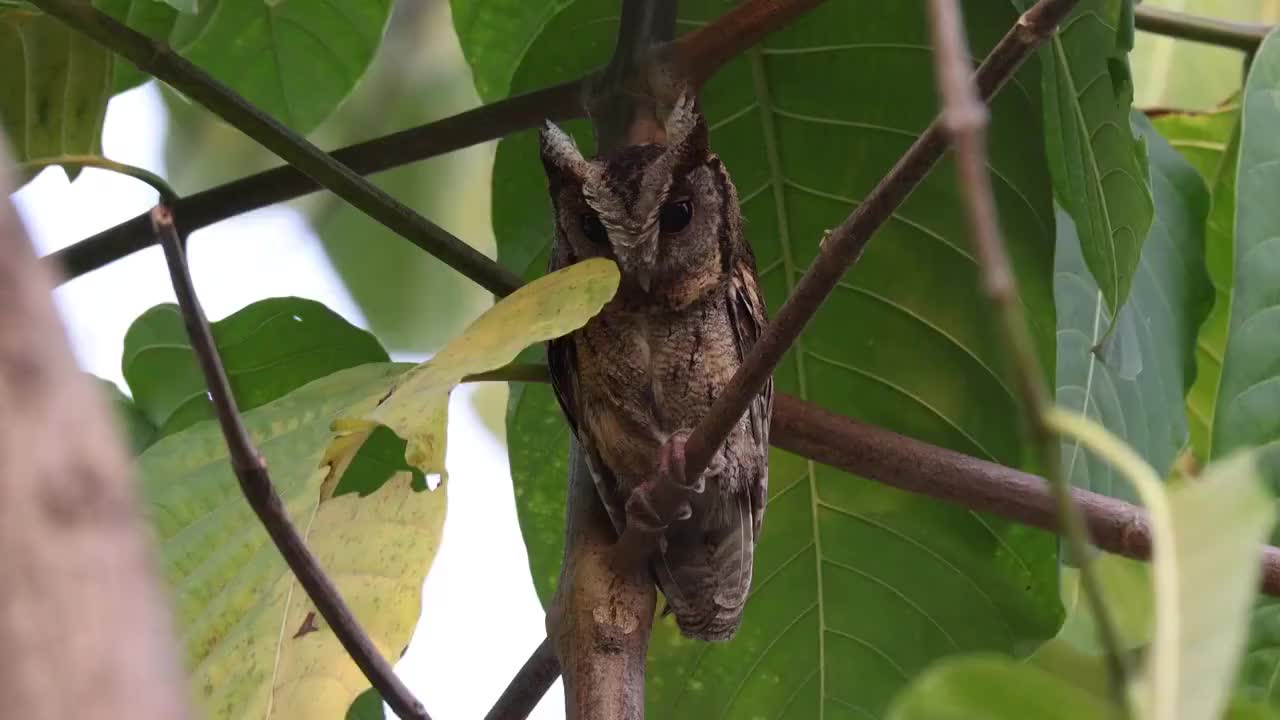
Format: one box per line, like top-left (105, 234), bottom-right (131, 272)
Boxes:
top-left (1134, 5), bottom-right (1270, 52)
top-left (0, 147), bottom-right (191, 719)
top-left (148, 206), bottom-right (430, 720)
top-left (681, 0), bottom-right (1080, 483)
top-left (32, 0), bottom-right (523, 297)
top-left (927, 0), bottom-right (1129, 709)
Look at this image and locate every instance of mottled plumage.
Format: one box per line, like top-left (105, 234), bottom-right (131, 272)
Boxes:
top-left (539, 95), bottom-right (772, 641)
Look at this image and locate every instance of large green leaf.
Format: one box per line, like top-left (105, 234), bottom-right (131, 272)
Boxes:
top-left (111, 0), bottom-right (392, 134)
top-left (0, 7), bottom-right (111, 186)
top-left (885, 655), bottom-right (1119, 720)
top-left (1054, 113), bottom-right (1212, 499)
top-left (1152, 107), bottom-right (1241, 462)
top-left (121, 297), bottom-right (388, 440)
top-left (483, 1), bottom-right (1065, 715)
top-left (136, 362), bottom-right (442, 720)
top-left (1041, 0), bottom-right (1154, 325)
top-left (1211, 28), bottom-right (1280, 459)
top-left (94, 0), bottom-right (179, 93)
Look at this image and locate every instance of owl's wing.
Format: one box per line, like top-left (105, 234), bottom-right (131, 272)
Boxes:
top-left (725, 248), bottom-right (773, 539)
top-left (546, 246), bottom-right (630, 536)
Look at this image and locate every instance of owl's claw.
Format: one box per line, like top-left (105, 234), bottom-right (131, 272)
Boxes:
top-left (658, 429), bottom-right (706, 494)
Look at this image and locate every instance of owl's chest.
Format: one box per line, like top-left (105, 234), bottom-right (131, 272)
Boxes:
top-left (574, 295), bottom-right (738, 446)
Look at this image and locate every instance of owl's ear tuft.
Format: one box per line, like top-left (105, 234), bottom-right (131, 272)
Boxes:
top-left (664, 93), bottom-right (709, 165)
top-left (539, 121), bottom-right (590, 187)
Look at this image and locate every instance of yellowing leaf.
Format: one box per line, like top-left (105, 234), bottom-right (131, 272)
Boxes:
top-left (136, 363), bottom-right (443, 720)
top-left (328, 258), bottom-right (619, 478)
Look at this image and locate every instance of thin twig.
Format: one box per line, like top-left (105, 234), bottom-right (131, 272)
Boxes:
top-left (680, 0), bottom-right (1081, 481)
top-left (148, 205), bottom-right (430, 720)
top-left (926, 0), bottom-right (1130, 712)
top-left (1135, 5), bottom-right (1271, 52)
top-left (45, 80), bottom-right (584, 286)
top-left (32, 0), bottom-right (522, 297)
top-left (484, 638), bottom-right (561, 720)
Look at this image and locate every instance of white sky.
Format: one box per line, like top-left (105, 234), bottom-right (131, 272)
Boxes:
top-left (11, 82), bottom-right (563, 720)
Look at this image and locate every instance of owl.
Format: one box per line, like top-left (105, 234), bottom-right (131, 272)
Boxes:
top-left (538, 93), bottom-right (773, 641)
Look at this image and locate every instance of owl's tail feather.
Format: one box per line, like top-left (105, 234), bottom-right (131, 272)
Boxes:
top-left (653, 493), bottom-right (754, 641)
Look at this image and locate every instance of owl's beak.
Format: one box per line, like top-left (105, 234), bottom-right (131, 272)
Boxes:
top-left (635, 268), bottom-right (653, 292)
top-left (616, 229), bottom-right (659, 293)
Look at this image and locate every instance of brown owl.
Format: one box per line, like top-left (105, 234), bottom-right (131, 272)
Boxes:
top-left (538, 94), bottom-right (773, 641)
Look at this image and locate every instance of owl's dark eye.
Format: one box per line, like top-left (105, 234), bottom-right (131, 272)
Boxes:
top-left (579, 212), bottom-right (609, 245)
top-left (659, 200), bottom-right (693, 234)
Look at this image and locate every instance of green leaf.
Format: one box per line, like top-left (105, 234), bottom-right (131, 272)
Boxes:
top-left (1054, 113), bottom-right (1212, 499)
top-left (327, 257), bottom-right (619, 481)
top-left (1137, 450), bottom-right (1276, 720)
top-left (1211, 28), bottom-right (1280, 459)
top-left (1041, 0), bottom-right (1154, 325)
top-left (110, 0), bottom-right (393, 133)
top-left (485, 1), bottom-right (1064, 715)
top-left (1149, 100), bottom-right (1241, 184)
top-left (1154, 107), bottom-right (1240, 462)
top-left (886, 655), bottom-right (1119, 720)
top-left (121, 297), bottom-right (388, 438)
top-left (136, 362), bottom-right (443, 720)
top-left (449, 0), bottom-right (566, 103)
top-left (93, 375), bottom-right (159, 453)
top-left (0, 7), bottom-right (111, 187)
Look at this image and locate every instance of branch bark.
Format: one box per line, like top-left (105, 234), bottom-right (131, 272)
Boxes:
top-left (485, 638), bottom-right (561, 720)
top-left (148, 206), bottom-right (430, 720)
top-left (1134, 5), bottom-right (1271, 52)
top-left (926, 0), bottom-right (1129, 708)
top-left (0, 147), bottom-right (191, 719)
top-left (31, 0), bottom-right (524, 297)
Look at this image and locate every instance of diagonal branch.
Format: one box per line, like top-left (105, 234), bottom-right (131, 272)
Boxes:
top-left (148, 205), bottom-right (430, 720)
top-left (31, 0), bottom-right (524, 297)
top-left (926, 0), bottom-right (1129, 710)
top-left (44, 0), bottom-right (826, 287)
top-left (680, 0), bottom-right (1081, 482)
top-left (44, 80), bottom-right (585, 286)
top-left (1134, 5), bottom-right (1271, 52)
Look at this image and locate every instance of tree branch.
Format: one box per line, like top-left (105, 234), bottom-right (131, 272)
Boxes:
top-left (1134, 5), bottom-right (1271, 52)
top-left (669, 0), bottom-right (827, 86)
top-left (44, 80), bottom-right (585, 287)
top-left (681, 0), bottom-right (1081, 483)
top-left (148, 205), bottom-right (430, 720)
top-left (926, 0), bottom-right (1129, 711)
top-left (0, 141), bottom-right (192, 720)
top-left (31, 0), bottom-right (524, 297)
top-left (44, 0), bottom-right (828, 287)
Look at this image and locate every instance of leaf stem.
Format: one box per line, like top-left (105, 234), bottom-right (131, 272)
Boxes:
top-left (30, 0), bottom-right (523, 297)
top-left (148, 204), bottom-right (431, 720)
top-left (18, 154), bottom-right (177, 204)
top-left (926, 0), bottom-right (1131, 712)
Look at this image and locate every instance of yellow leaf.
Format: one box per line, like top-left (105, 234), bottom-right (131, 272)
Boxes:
top-left (327, 258), bottom-right (620, 479)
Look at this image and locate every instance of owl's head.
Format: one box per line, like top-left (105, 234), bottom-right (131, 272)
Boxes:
top-left (539, 94), bottom-right (739, 303)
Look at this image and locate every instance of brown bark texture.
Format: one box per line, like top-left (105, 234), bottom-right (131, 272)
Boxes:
top-left (0, 148), bottom-right (192, 719)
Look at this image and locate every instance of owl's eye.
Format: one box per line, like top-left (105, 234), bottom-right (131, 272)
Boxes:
top-left (659, 200), bottom-right (693, 234)
top-left (579, 212), bottom-right (609, 245)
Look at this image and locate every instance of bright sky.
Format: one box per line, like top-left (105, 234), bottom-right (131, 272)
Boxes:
top-left (12, 82), bottom-right (563, 720)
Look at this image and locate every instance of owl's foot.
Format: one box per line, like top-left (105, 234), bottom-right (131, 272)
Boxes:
top-left (620, 429), bottom-right (703, 536)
